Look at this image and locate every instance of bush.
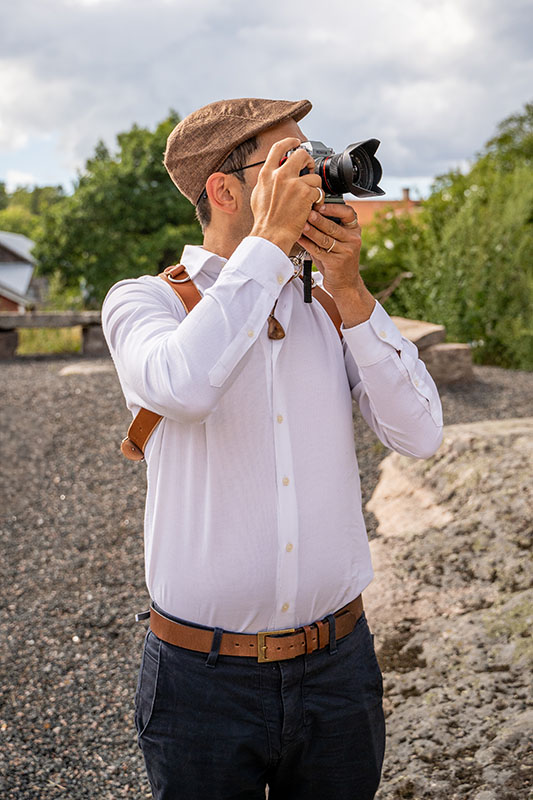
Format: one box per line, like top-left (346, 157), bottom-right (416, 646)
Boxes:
top-left (361, 103), bottom-right (533, 370)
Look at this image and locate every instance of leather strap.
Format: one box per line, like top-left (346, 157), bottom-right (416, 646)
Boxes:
top-left (149, 595), bottom-right (363, 662)
top-left (121, 266), bottom-right (344, 461)
top-left (311, 284), bottom-right (343, 341)
top-left (159, 264), bottom-right (203, 313)
top-left (120, 266), bottom-right (202, 461)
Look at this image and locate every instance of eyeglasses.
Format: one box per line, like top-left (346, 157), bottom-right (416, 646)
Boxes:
top-left (198, 160), bottom-right (267, 202)
top-left (225, 159), bottom-right (266, 174)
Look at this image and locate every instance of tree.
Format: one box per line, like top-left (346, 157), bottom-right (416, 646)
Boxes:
top-left (8, 185), bottom-right (65, 214)
top-left (0, 184), bottom-right (65, 240)
top-left (0, 205), bottom-right (41, 239)
top-left (0, 181), bottom-right (8, 211)
top-left (33, 112), bottom-right (202, 306)
top-left (361, 101), bottom-right (533, 370)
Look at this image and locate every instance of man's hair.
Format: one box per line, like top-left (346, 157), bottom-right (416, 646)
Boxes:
top-left (195, 136), bottom-right (259, 231)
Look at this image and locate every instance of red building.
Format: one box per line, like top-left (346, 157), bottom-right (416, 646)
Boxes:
top-left (0, 231), bottom-right (38, 312)
top-left (346, 187), bottom-right (421, 229)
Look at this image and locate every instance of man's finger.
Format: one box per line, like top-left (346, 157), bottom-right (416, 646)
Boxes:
top-left (262, 138), bottom-right (304, 172)
top-left (276, 145), bottom-right (316, 177)
top-left (307, 209), bottom-right (359, 242)
top-left (317, 203), bottom-right (359, 224)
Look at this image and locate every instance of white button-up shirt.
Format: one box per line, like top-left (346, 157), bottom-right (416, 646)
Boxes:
top-left (102, 236), bottom-right (443, 634)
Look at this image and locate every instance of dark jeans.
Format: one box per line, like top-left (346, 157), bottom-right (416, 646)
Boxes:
top-left (134, 609), bottom-right (385, 799)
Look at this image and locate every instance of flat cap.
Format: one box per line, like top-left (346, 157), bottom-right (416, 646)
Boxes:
top-left (164, 97), bottom-right (312, 205)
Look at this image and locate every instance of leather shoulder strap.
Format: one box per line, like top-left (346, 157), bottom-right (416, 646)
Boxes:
top-left (159, 264), bottom-right (203, 313)
top-left (121, 270), bottom-right (343, 461)
top-left (311, 284), bottom-right (343, 341)
top-left (120, 266), bottom-right (202, 461)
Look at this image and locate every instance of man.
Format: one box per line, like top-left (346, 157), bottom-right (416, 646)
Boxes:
top-left (102, 97), bottom-right (443, 800)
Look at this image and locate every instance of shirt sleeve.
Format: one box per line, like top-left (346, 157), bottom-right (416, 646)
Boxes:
top-left (101, 236), bottom-right (294, 423)
top-left (342, 301), bottom-right (443, 459)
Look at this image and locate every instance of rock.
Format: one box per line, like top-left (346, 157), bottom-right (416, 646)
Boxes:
top-left (422, 342), bottom-right (473, 385)
top-left (391, 317), bottom-right (447, 350)
top-left (59, 362), bottom-right (115, 376)
top-left (365, 417), bottom-right (533, 798)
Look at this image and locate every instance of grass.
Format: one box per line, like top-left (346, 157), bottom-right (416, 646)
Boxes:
top-left (16, 326), bottom-right (83, 356)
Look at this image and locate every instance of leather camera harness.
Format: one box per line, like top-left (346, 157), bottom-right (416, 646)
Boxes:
top-left (121, 264), bottom-right (343, 461)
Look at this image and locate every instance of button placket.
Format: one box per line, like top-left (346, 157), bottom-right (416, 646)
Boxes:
top-left (271, 337), bottom-right (298, 630)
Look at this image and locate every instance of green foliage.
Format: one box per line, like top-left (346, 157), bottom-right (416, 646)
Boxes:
top-left (17, 327), bottom-right (82, 356)
top-left (44, 270), bottom-right (87, 311)
top-left (483, 100), bottom-right (533, 171)
top-left (362, 101), bottom-right (533, 370)
top-left (8, 184), bottom-right (65, 214)
top-left (0, 205), bottom-right (41, 239)
top-left (359, 209), bottom-right (421, 296)
top-left (0, 181), bottom-right (8, 211)
top-left (32, 112), bottom-right (202, 307)
top-left (0, 183), bottom-right (64, 239)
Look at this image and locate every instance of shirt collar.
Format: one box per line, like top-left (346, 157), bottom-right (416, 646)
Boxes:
top-left (180, 245), bottom-right (228, 281)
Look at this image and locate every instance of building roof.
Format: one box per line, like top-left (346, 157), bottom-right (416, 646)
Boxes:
top-left (0, 231), bottom-right (36, 264)
top-left (0, 262), bottom-right (34, 296)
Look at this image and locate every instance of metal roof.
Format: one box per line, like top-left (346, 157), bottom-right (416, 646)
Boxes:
top-left (0, 231), bottom-right (36, 264)
top-left (0, 262), bottom-right (34, 296)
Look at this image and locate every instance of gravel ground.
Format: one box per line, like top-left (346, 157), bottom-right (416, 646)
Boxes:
top-left (1, 357), bottom-right (532, 799)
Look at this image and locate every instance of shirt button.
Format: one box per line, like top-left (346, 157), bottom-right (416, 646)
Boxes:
top-left (247, 330), bottom-right (254, 338)
top-left (277, 414), bottom-right (284, 424)
top-left (282, 603), bottom-right (290, 612)
top-left (282, 477), bottom-right (290, 486)
top-left (277, 275), bottom-right (284, 285)
top-left (414, 378), bottom-right (420, 387)
top-left (286, 543), bottom-right (294, 552)
top-left (379, 330), bottom-right (387, 339)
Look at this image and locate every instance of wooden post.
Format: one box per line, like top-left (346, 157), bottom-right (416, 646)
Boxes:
top-left (82, 325), bottom-right (109, 356)
top-left (0, 330), bottom-right (18, 359)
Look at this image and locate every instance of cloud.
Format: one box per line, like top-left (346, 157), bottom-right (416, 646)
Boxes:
top-left (1, 0), bottom-right (532, 186)
top-left (5, 170), bottom-right (38, 192)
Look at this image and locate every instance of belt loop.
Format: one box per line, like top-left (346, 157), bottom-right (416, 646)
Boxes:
top-left (326, 613), bottom-right (338, 655)
top-left (315, 619), bottom-right (328, 649)
top-left (303, 624), bottom-right (314, 655)
top-left (205, 627), bottom-right (224, 668)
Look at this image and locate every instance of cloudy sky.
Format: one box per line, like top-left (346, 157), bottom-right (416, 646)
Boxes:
top-left (1, 0), bottom-right (531, 200)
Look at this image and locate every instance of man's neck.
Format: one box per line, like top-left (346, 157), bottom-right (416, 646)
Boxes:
top-left (202, 229), bottom-right (243, 261)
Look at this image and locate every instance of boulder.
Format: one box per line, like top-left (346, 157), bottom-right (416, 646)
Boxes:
top-left (391, 317), bottom-right (446, 350)
top-left (422, 342), bottom-right (473, 384)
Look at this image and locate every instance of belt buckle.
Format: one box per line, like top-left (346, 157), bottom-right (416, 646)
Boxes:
top-left (257, 628), bottom-right (295, 663)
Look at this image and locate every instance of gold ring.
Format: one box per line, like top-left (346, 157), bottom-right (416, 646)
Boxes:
top-left (343, 212), bottom-right (359, 229)
top-left (314, 187), bottom-right (325, 205)
top-left (325, 239), bottom-right (336, 254)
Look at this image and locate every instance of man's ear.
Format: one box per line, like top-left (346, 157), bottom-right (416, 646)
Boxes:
top-left (205, 172), bottom-right (241, 215)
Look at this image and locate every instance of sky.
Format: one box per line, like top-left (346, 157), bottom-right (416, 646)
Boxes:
top-left (1, 0), bottom-right (532, 201)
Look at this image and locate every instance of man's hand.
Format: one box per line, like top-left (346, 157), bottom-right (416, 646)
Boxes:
top-left (249, 138), bottom-right (323, 256)
top-left (297, 203), bottom-right (376, 327)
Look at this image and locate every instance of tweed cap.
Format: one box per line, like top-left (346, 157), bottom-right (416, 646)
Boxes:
top-left (164, 97), bottom-right (312, 205)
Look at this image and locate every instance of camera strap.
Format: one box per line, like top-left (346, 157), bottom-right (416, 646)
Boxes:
top-left (120, 265), bottom-right (343, 461)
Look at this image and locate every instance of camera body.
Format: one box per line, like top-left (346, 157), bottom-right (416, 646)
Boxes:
top-left (284, 139), bottom-right (385, 204)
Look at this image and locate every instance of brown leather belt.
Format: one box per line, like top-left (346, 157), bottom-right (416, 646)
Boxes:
top-left (150, 595), bottom-right (363, 663)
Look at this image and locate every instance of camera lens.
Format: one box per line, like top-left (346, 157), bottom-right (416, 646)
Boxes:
top-left (312, 140), bottom-right (384, 198)
top-left (349, 148), bottom-right (374, 191)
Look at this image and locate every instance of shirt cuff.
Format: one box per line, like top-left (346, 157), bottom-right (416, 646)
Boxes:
top-left (342, 301), bottom-right (403, 367)
top-left (227, 236), bottom-right (295, 295)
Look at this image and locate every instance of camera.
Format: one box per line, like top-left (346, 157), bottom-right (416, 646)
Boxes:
top-left (282, 139), bottom-right (384, 202)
